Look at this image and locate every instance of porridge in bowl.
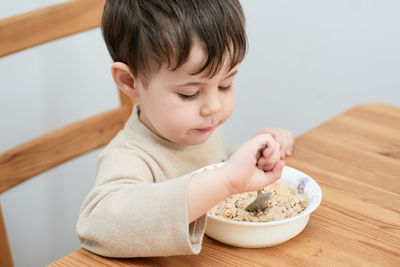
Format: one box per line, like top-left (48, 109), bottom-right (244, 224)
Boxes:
top-left (209, 182), bottom-right (308, 222)
top-left (209, 182), bottom-right (307, 222)
top-left (200, 163), bottom-right (322, 248)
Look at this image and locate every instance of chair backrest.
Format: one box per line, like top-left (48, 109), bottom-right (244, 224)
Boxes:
top-left (0, 1), bottom-right (135, 266)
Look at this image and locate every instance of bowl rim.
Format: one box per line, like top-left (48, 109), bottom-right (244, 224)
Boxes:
top-left (204, 164), bottom-right (322, 226)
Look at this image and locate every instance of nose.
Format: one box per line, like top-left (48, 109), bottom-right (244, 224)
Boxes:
top-left (200, 92), bottom-right (222, 117)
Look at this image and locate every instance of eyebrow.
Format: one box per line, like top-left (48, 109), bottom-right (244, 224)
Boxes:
top-left (176, 70), bottom-right (238, 87)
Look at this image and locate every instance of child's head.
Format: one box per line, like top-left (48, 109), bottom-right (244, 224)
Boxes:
top-left (102, 0), bottom-right (246, 83)
top-left (102, 0), bottom-right (247, 146)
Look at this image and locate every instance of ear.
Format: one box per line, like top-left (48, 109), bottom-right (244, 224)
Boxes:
top-left (111, 62), bottom-right (138, 98)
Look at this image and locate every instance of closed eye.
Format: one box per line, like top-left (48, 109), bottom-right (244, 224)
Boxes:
top-left (218, 85), bottom-right (231, 92)
top-left (178, 91), bottom-right (199, 101)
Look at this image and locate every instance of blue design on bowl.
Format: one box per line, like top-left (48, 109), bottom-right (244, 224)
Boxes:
top-left (297, 177), bottom-right (309, 194)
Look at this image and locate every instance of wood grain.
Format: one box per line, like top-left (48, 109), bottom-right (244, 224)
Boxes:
top-left (0, 1), bottom-right (137, 265)
top-left (0, 205), bottom-right (13, 267)
top-left (0, 0), bottom-right (106, 58)
top-left (49, 103), bottom-right (400, 266)
top-left (0, 106), bottom-right (132, 193)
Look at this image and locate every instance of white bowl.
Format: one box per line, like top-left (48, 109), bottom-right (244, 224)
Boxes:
top-left (199, 163), bottom-right (322, 248)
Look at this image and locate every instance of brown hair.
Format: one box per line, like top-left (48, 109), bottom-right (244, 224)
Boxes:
top-left (102, 0), bottom-right (247, 81)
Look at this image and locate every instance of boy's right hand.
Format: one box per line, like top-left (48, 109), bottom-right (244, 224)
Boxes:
top-left (222, 133), bottom-right (285, 195)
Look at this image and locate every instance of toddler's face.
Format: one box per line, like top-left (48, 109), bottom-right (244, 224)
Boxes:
top-left (136, 42), bottom-right (237, 145)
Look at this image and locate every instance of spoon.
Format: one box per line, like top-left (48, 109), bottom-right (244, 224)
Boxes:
top-left (245, 145), bottom-right (271, 213)
top-left (245, 190), bottom-right (271, 213)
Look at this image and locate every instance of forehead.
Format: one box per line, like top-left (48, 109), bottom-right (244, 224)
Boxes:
top-left (157, 42), bottom-right (233, 84)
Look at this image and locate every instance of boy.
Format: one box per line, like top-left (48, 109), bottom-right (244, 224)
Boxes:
top-left (77, 0), bottom-right (294, 257)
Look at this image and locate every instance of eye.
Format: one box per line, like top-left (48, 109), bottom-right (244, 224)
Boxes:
top-left (218, 85), bottom-right (232, 92)
top-left (178, 91), bottom-right (199, 101)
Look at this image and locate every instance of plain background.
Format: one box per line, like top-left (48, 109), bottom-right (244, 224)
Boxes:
top-left (1, 0), bottom-right (399, 266)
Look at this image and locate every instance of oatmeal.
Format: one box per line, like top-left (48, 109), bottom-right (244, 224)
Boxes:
top-left (209, 182), bottom-right (307, 222)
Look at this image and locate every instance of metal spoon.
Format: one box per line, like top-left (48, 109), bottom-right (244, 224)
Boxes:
top-left (245, 190), bottom-right (271, 213)
top-left (245, 145), bottom-right (271, 213)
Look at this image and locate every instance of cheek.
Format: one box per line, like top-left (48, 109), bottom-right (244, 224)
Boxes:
top-left (222, 91), bottom-right (235, 118)
top-left (157, 102), bottom-right (197, 130)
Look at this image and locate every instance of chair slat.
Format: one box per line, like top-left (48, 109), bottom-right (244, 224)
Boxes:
top-left (0, 106), bottom-right (132, 193)
top-left (119, 90), bottom-right (136, 107)
top-left (0, 205), bottom-right (13, 267)
top-left (0, 0), bottom-right (106, 58)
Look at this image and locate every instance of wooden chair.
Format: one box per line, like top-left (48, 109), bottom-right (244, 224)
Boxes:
top-left (0, 1), bottom-right (135, 266)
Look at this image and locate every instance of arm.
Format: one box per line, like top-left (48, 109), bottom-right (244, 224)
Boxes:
top-left (77, 150), bottom-right (205, 257)
top-left (187, 133), bottom-right (285, 222)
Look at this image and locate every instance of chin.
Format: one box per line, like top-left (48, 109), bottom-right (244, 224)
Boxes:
top-left (180, 138), bottom-right (207, 146)
top-left (179, 132), bottom-right (212, 146)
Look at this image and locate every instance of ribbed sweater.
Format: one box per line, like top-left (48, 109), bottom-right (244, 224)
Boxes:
top-left (76, 105), bottom-right (229, 257)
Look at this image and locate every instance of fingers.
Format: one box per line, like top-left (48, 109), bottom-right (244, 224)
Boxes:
top-left (258, 128), bottom-right (294, 158)
top-left (252, 160), bottom-right (285, 188)
top-left (252, 132), bottom-right (275, 147)
top-left (261, 141), bottom-right (279, 158)
top-left (258, 143), bottom-right (280, 171)
top-left (248, 133), bottom-right (276, 158)
top-left (271, 160), bottom-right (285, 178)
top-left (262, 160), bottom-right (285, 184)
top-left (277, 130), bottom-right (293, 158)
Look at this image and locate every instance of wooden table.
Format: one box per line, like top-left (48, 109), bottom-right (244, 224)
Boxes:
top-left (50, 104), bottom-right (400, 266)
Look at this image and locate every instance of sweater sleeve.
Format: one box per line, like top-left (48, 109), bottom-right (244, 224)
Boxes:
top-left (227, 144), bottom-right (239, 157)
top-left (76, 148), bottom-right (206, 257)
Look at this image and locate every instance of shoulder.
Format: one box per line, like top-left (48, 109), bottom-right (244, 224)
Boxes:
top-left (96, 135), bottom-right (156, 185)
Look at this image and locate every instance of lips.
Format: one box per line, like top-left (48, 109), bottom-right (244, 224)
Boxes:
top-left (195, 125), bottom-right (215, 133)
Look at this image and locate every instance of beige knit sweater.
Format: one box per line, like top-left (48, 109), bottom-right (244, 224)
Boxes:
top-left (76, 105), bottom-right (229, 257)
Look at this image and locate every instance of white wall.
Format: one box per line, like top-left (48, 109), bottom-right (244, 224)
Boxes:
top-left (1, 0), bottom-right (399, 266)
top-left (226, 0), bottom-right (400, 145)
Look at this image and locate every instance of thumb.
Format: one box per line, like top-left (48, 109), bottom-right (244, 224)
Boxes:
top-left (264, 160), bottom-right (285, 184)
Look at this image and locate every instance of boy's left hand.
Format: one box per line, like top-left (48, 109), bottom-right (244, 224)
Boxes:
top-left (257, 128), bottom-right (294, 158)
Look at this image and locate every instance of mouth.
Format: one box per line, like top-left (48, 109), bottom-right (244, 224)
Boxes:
top-left (194, 125), bottom-right (215, 133)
